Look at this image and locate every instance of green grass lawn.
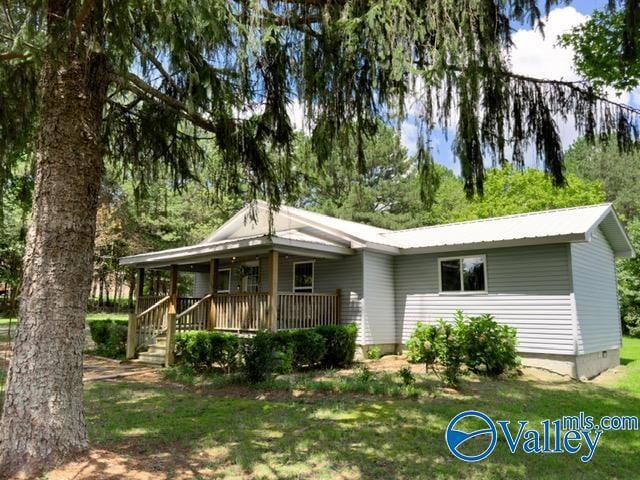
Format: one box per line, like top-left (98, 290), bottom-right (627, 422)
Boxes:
top-left (2, 338), bottom-right (640, 478)
top-left (0, 311), bottom-right (129, 325)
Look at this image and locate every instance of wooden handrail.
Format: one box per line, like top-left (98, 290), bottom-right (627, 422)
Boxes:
top-left (278, 292), bottom-right (338, 297)
top-left (136, 295), bottom-right (170, 319)
top-left (176, 294), bottom-right (212, 319)
top-left (213, 292), bottom-right (271, 298)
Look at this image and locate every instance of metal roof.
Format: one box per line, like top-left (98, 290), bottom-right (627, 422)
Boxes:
top-left (382, 203), bottom-right (635, 256)
top-left (120, 202), bottom-right (635, 267)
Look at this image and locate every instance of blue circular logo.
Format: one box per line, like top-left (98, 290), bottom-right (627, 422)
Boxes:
top-left (445, 410), bottom-right (497, 462)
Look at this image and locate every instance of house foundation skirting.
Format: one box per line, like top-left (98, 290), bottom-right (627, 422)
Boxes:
top-left (520, 349), bottom-right (620, 380)
top-left (356, 343), bottom-right (402, 360)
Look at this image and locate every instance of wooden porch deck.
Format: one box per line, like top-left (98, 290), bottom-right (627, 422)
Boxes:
top-left (130, 290), bottom-right (341, 363)
top-left (127, 250), bottom-right (341, 365)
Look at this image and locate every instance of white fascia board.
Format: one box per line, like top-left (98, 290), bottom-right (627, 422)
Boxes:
top-left (270, 236), bottom-right (354, 257)
top-left (282, 208), bottom-right (372, 245)
top-left (397, 233), bottom-right (587, 255)
top-left (586, 206), bottom-right (636, 258)
top-left (357, 242), bottom-right (401, 255)
top-left (202, 203), bottom-right (256, 243)
top-left (120, 234), bottom-right (354, 268)
top-left (120, 236), bottom-right (272, 266)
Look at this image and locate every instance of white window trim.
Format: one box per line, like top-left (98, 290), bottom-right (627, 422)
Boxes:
top-left (293, 260), bottom-right (314, 293)
top-left (437, 254), bottom-right (488, 295)
top-left (217, 268), bottom-right (231, 293)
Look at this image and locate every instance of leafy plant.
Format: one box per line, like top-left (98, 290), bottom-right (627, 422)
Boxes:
top-left (354, 365), bottom-right (374, 383)
top-left (406, 322), bottom-right (440, 372)
top-left (315, 324), bottom-right (358, 368)
top-left (87, 319), bottom-right (128, 359)
top-left (456, 312), bottom-right (520, 376)
top-left (175, 331), bottom-right (240, 372)
top-left (288, 330), bottom-right (326, 369)
top-left (240, 332), bottom-right (280, 383)
top-left (367, 345), bottom-right (382, 360)
top-left (406, 311), bottom-right (519, 386)
top-left (398, 366), bottom-right (415, 386)
top-left (436, 320), bottom-right (464, 387)
top-left (208, 332), bottom-right (240, 373)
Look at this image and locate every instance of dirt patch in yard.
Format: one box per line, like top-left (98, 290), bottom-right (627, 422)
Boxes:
top-left (47, 448), bottom-right (228, 480)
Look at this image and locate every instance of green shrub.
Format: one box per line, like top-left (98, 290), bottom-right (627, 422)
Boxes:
top-left (315, 324), bottom-right (358, 368)
top-left (406, 319), bottom-right (463, 386)
top-left (87, 319), bottom-right (128, 358)
top-left (406, 322), bottom-right (440, 370)
top-left (367, 345), bottom-right (382, 360)
top-left (208, 332), bottom-right (240, 373)
top-left (175, 324), bottom-right (356, 380)
top-left (406, 311), bottom-right (520, 386)
top-left (437, 320), bottom-right (464, 387)
top-left (354, 365), bottom-right (374, 382)
top-left (88, 320), bottom-right (110, 346)
top-left (175, 331), bottom-right (211, 369)
top-left (289, 330), bottom-right (326, 368)
top-left (398, 366), bottom-right (415, 386)
top-left (240, 331), bottom-right (280, 382)
top-left (456, 312), bottom-right (520, 376)
top-left (175, 331), bottom-right (240, 371)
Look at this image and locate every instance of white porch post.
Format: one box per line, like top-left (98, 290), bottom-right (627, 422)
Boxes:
top-left (268, 250), bottom-right (279, 331)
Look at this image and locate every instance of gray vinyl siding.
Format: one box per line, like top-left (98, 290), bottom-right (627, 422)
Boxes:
top-left (277, 253), bottom-right (365, 343)
top-left (362, 251), bottom-right (396, 345)
top-left (394, 244), bottom-right (575, 355)
top-left (192, 258), bottom-right (269, 296)
top-left (193, 272), bottom-right (209, 297)
top-left (193, 253), bottom-right (365, 342)
top-left (571, 227), bottom-right (622, 354)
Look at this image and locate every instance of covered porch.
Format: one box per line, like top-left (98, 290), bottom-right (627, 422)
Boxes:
top-left (121, 234), bottom-right (354, 365)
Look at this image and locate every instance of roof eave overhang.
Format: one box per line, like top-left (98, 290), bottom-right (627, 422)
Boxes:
top-left (586, 206), bottom-right (636, 258)
top-left (397, 233), bottom-right (587, 255)
top-left (120, 236), bottom-right (354, 268)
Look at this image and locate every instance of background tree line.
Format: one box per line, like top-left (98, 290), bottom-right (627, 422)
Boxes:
top-left (4, 125), bottom-right (639, 331)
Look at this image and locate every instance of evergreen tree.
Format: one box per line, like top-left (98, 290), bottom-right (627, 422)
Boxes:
top-left (1, 1), bottom-right (639, 476)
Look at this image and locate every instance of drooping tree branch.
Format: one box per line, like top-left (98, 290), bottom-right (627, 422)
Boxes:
top-left (116, 71), bottom-right (219, 133)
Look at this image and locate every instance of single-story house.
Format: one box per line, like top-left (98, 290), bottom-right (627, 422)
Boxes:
top-left (120, 201), bottom-right (635, 378)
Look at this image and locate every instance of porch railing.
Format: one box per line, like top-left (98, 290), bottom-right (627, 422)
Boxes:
top-left (277, 292), bottom-right (340, 330)
top-left (136, 295), bottom-right (164, 315)
top-left (212, 292), bottom-right (271, 331)
top-left (176, 294), bottom-right (211, 333)
top-left (133, 291), bottom-right (342, 345)
top-left (177, 297), bottom-right (200, 315)
top-left (136, 295), bottom-right (170, 346)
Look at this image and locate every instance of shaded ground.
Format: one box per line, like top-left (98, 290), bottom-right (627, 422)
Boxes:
top-left (1, 337), bottom-right (639, 479)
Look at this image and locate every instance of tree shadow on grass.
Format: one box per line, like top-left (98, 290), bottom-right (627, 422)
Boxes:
top-left (70, 369), bottom-right (640, 480)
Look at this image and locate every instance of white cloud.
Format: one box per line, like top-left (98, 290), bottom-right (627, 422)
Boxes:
top-left (510, 6), bottom-right (640, 165)
top-left (509, 7), bottom-right (586, 81)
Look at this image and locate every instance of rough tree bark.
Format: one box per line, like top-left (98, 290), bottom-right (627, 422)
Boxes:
top-left (0, 24), bottom-right (108, 478)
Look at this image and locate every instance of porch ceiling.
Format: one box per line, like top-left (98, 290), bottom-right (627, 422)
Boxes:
top-left (119, 234), bottom-right (354, 269)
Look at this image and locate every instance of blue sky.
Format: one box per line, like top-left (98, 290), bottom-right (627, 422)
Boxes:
top-left (414, 1), bottom-right (640, 172)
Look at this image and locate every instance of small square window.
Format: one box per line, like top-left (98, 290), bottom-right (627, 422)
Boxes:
top-left (439, 256), bottom-right (486, 293)
top-left (293, 261), bottom-right (314, 293)
top-left (217, 269), bottom-right (231, 293)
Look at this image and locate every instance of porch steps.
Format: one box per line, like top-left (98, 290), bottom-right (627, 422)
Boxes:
top-left (134, 336), bottom-right (167, 366)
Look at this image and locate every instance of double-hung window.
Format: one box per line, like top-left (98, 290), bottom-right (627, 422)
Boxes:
top-left (438, 255), bottom-right (487, 293)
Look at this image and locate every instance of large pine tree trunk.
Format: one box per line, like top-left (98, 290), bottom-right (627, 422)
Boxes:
top-left (0, 38), bottom-right (108, 477)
